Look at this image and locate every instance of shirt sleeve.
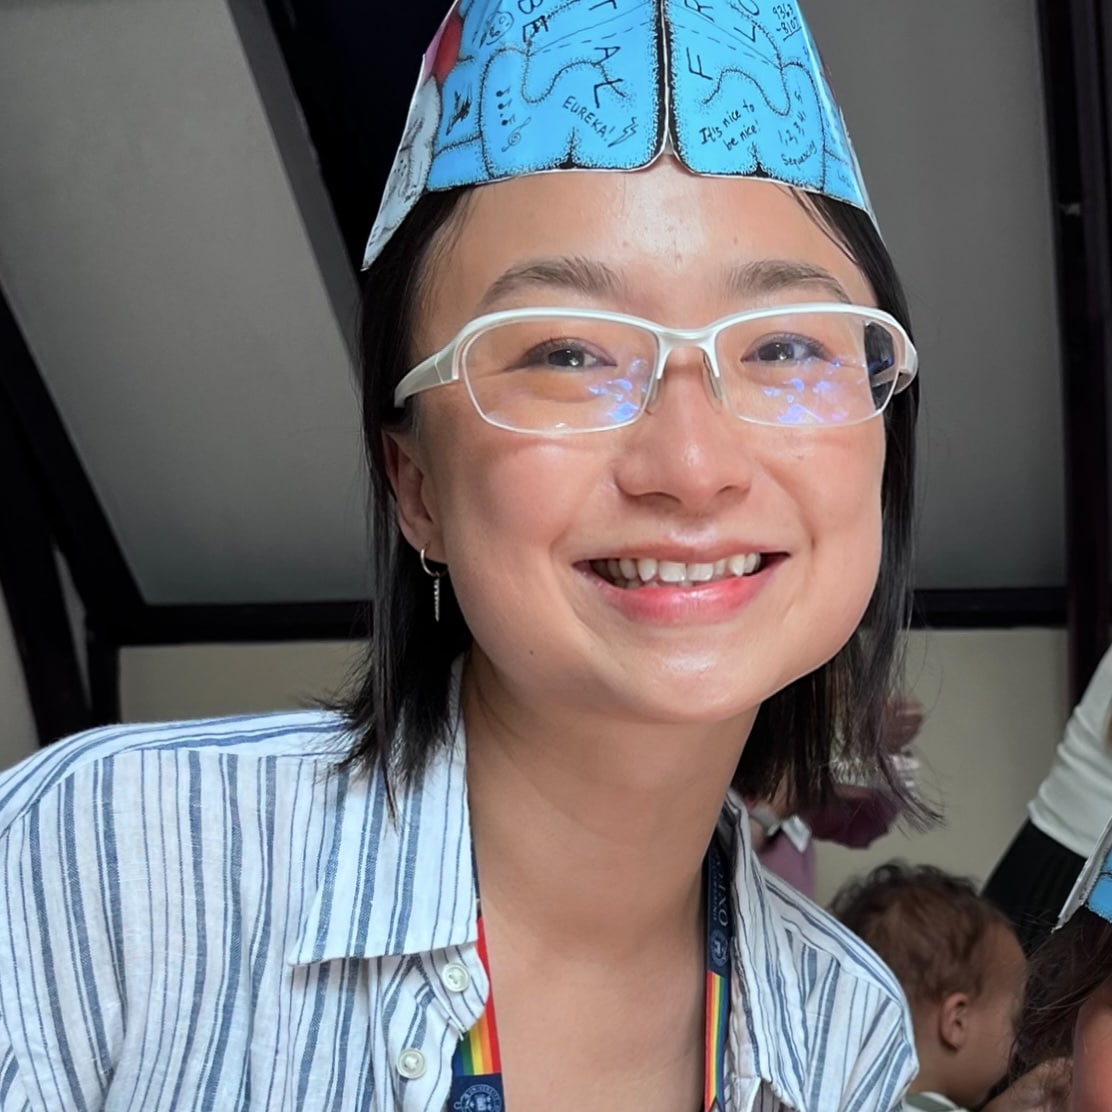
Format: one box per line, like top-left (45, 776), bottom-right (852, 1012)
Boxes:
top-left (0, 774), bottom-right (120, 1112)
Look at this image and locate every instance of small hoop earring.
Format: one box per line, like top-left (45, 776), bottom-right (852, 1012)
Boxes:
top-left (419, 545), bottom-right (445, 623)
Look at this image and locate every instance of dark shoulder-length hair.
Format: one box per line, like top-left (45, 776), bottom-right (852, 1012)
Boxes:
top-left (338, 183), bottom-right (921, 812)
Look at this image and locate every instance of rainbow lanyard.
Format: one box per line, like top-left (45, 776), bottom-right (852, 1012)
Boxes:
top-left (449, 838), bottom-right (732, 1112)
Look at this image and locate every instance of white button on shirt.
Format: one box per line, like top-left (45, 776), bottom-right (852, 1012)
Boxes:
top-left (397, 1050), bottom-right (427, 1080)
top-left (441, 962), bottom-right (471, 993)
top-left (0, 688), bottom-right (916, 1110)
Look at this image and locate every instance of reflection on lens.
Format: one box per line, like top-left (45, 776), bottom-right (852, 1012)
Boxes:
top-left (465, 318), bottom-right (655, 431)
top-left (717, 311), bottom-right (894, 425)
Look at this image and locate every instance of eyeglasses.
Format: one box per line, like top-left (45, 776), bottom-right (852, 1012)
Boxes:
top-left (394, 304), bottom-right (918, 435)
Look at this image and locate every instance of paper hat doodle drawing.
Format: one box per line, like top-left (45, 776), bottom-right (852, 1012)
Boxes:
top-left (364, 0), bottom-right (875, 267)
top-left (1059, 816), bottom-right (1112, 927)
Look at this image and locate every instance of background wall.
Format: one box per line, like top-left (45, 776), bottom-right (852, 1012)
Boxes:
top-left (120, 640), bottom-right (362, 723)
top-left (815, 628), bottom-right (1069, 903)
top-left (809, 0), bottom-right (1065, 591)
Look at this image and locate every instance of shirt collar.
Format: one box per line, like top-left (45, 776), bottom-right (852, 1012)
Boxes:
top-left (288, 665), bottom-right (478, 965)
top-left (288, 676), bottom-right (810, 1106)
top-left (719, 793), bottom-right (809, 1111)
top-left (906, 1095), bottom-right (961, 1111)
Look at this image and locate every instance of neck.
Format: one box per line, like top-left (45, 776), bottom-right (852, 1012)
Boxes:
top-left (906, 1028), bottom-right (948, 1099)
top-left (463, 652), bottom-right (755, 961)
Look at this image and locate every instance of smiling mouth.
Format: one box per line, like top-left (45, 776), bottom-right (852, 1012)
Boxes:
top-left (587, 554), bottom-right (767, 590)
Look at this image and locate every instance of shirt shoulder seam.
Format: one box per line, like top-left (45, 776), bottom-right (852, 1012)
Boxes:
top-left (0, 712), bottom-right (346, 842)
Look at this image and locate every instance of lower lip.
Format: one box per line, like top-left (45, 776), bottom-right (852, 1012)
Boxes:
top-left (579, 561), bottom-right (779, 626)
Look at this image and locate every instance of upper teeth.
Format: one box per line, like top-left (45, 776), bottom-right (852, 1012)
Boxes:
top-left (594, 554), bottom-right (763, 588)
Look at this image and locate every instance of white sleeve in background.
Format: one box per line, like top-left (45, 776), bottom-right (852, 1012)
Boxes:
top-left (1029, 645), bottom-right (1112, 858)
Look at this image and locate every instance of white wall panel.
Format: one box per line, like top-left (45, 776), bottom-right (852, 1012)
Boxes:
top-left (816, 628), bottom-right (1069, 903)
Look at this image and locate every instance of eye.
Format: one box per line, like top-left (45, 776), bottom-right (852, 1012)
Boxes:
top-left (749, 335), bottom-right (830, 363)
top-left (521, 340), bottom-right (612, 370)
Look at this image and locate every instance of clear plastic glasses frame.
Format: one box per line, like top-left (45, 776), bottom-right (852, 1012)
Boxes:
top-left (393, 303), bottom-right (919, 435)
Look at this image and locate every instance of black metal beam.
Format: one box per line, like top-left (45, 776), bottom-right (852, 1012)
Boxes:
top-left (86, 627), bottom-right (121, 726)
top-left (257, 0), bottom-right (446, 267)
top-left (0, 283), bottom-right (146, 646)
top-left (912, 588), bottom-right (1066, 631)
top-left (0, 370), bottom-right (92, 745)
top-left (120, 601), bottom-right (372, 646)
top-left (1037, 0), bottom-right (1112, 702)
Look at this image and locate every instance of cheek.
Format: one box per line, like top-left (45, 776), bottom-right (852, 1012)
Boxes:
top-left (442, 443), bottom-right (600, 550)
top-left (422, 406), bottom-right (607, 618)
top-left (784, 426), bottom-right (886, 610)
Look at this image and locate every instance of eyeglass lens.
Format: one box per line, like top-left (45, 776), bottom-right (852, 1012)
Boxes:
top-left (462, 310), bottom-right (904, 432)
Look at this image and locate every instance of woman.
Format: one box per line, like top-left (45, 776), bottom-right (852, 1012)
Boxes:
top-left (0, 3), bottom-right (921, 1109)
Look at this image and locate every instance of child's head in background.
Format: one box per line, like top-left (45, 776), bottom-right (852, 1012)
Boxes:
top-left (831, 863), bottom-right (1027, 1110)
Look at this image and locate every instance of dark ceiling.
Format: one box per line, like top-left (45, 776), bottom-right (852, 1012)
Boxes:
top-left (265, 0), bottom-right (449, 267)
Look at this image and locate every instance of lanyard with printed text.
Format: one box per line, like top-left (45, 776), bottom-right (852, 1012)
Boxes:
top-left (448, 838), bottom-right (732, 1112)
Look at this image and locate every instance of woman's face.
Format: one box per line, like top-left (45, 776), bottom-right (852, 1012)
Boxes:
top-left (389, 160), bottom-right (886, 726)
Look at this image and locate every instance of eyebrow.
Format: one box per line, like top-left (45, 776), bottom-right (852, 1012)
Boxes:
top-left (477, 256), bottom-right (625, 312)
top-left (477, 255), bottom-right (853, 311)
top-left (726, 259), bottom-right (853, 304)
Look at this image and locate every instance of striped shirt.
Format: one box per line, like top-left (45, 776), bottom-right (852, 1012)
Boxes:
top-left (0, 706), bottom-right (916, 1111)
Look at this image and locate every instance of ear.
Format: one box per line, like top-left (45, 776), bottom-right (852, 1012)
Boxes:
top-left (383, 430), bottom-right (441, 558)
top-left (938, 991), bottom-right (970, 1052)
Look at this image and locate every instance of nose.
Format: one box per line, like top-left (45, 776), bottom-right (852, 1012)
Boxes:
top-left (614, 345), bottom-right (757, 511)
top-left (645, 342), bottom-right (724, 411)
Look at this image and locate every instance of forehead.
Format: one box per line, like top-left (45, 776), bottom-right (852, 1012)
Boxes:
top-left (421, 160), bottom-right (874, 332)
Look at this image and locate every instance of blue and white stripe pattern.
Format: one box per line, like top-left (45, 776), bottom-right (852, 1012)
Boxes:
top-left (0, 706), bottom-right (915, 1110)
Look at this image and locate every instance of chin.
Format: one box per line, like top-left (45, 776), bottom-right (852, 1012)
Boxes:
top-left (611, 654), bottom-right (796, 725)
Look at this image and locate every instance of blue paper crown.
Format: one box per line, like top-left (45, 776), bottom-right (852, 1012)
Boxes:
top-left (364, 0), bottom-right (875, 267)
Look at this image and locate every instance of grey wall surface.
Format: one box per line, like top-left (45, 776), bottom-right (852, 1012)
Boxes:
top-left (810, 0), bottom-right (1065, 588)
top-left (0, 0), bottom-right (366, 604)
